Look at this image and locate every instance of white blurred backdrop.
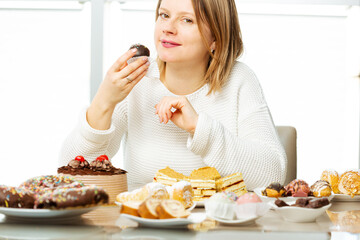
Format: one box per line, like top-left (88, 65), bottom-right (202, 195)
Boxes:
top-left (0, 0), bottom-right (359, 186)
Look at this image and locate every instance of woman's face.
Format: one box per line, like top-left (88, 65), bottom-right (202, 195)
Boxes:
top-left (154, 0), bottom-right (214, 66)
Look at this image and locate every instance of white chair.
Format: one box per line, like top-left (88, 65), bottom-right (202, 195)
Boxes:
top-left (276, 126), bottom-right (297, 185)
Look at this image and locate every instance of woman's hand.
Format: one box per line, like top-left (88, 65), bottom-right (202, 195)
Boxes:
top-left (96, 48), bottom-right (150, 108)
top-left (155, 96), bottom-right (199, 135)
top-left (87, 49), bottom-right (150, 130)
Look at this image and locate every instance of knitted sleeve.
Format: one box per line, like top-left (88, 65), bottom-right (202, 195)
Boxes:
top-left (186, 65), bottom-right (287, 190)
top-left (58, 99), bottom-right (128, 166)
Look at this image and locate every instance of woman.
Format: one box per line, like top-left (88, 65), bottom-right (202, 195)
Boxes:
top-left (59, 0), bottom-right (287, 190)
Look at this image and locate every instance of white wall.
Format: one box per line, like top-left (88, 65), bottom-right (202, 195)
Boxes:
top-left (0, 1), bottom-right (359, 187)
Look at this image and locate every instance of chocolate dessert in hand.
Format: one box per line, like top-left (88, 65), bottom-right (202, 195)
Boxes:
top-left (129, 44), bottom-right (150, 57)
top-left (127, 44), bottom-right (150, 64)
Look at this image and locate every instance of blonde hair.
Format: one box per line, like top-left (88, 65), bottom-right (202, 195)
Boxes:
top-left (155, 0), bottom-right (243, 94)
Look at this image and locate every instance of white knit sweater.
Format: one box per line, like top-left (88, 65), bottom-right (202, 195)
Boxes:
top-left (59, 60), bottom-right (287, 190)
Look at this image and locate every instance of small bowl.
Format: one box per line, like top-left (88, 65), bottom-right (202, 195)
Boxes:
top-left (272, 203), bottom-right (332, 223)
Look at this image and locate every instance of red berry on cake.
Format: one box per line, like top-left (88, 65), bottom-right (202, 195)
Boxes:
top-left (68, 156), bottom-right (89, 169)
top-left (75, 156), bottom-right (85, 162)
top-left (100, 155), bottom-right (109, 160)
top-left (96, 155), bottom-right (109, 162)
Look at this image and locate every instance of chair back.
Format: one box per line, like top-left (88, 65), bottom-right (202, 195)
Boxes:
top-left (276, 126), bottom-right (297, 185)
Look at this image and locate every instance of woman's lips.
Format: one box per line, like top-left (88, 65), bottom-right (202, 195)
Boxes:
top-left (161, 40), bottom-right (181, 48)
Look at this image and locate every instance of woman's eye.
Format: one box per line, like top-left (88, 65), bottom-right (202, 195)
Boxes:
top-left (183, 18), bottom-right (193, 23)
top-left (159, 13), bottom-right (169, 19)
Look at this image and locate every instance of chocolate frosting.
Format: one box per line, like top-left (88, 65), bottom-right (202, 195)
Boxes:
top-left (0, 185), bottom-right (35, 208)
top-left (68, 159), bottom-right (90, 169)
top-left (35, 185), bottom-right (109, 209)
top-left (57, 156), bottom-right (127, 176)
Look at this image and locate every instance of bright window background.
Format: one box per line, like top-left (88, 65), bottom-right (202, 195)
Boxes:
top-left (0, 2), bottom-right (91, 186)
top-left (0, 1), bottom-right (359, 186)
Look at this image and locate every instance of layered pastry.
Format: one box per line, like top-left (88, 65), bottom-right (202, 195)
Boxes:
top-left (285, 179), bottom-right (310, 197)
top-left (0, 185), bottom-right (35, 208)
top-left (190, 167), bottom-right (221, 201)
top-left (262, 182), bottom-right (286, 198)
top-left (153, 166), bottom-right (188, 186)
top-left (310, 180), bottom-right (332, 197)
top-left (216, 172), bottom-right (247, 197)
top-left (321, 170), bottom-right (340, 194)
top-left (338, 170), bottom-right (360, 197)
top-left (58, 155), bottom-right (127, 204)
top-left (154, 166), bottom-right (248, 202)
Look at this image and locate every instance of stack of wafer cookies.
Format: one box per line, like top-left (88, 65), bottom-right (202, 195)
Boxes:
top-left (153, 166), bottom-right (188, 186)
top-left (190, 167), bottom-right (221, 201)
top-left (216, 172), bottom-right (247, 196)
top-left (153, 166), bottom-right (247, 202)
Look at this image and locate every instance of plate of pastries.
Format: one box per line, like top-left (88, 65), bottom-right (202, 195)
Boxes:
top-left (254, 178), bottom-right (335, 204)
top-left (321, 169), bottom-right (360, 201)
top-left (0, 175), bottom-right (109, 219)
top-left (116, 181), bottom-right (206, 227)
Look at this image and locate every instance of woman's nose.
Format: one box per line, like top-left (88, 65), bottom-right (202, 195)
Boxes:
top-left (162, 20), bottom-right (177, 35)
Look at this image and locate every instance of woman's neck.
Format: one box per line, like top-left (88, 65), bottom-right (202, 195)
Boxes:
top-left (161, 62), bottom-right (207, 96)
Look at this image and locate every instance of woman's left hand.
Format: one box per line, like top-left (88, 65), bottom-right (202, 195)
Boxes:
top-left (155, 96), bottom-right (198, 135)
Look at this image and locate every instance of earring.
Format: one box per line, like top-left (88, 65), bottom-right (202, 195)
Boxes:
top-left (211, 48), bottom-right (215, 54)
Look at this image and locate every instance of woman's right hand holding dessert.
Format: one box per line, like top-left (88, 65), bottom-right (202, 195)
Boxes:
top-left (87, 48), bottom-right (150, 130)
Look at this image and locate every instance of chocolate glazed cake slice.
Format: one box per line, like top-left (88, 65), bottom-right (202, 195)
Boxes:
top-left (35, 185), bottom-right (109, 209)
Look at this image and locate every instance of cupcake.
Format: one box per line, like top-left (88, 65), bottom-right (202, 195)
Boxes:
top-left (235, 193), bottom-right (271, 219)
top-left (204, 192), bottom-right (238, 220)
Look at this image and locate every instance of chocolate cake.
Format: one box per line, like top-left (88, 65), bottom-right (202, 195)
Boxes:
top-left (58, 155), bottom-right (128, 204)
